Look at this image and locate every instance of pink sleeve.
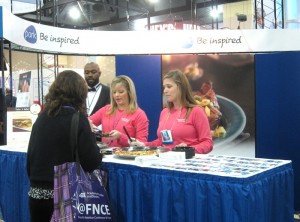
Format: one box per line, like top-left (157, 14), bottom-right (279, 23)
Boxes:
top-left (134, 109), bottom-right (149, 142)
top-left (144, 109), bottom-right (167, 147)
top-left (192, 107), bottom-right (213, 154)
top-left (89, 105), bottom-right (108, 126)
top-left (117, 109), bottom-right (149, 147)
top-left (144, 139), bottom-right (162, 147)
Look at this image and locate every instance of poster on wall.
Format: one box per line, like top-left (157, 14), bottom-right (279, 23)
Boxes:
top-left (162, 54), bottom-right (255, 152)
top-left (16, 71), bottom-right (31, 108)
top-left (6, 110), bottom-right (37, 147)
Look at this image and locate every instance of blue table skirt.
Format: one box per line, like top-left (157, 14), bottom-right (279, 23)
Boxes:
top-left (0, 150), bottom-right (30, 222)
top-left (102, 162), bottom-right (294, 222)
top-left (0, 149), bottom-right (294, 222)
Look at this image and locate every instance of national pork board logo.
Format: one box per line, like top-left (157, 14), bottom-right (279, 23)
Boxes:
top-left (181, 36), bottom-right (193, 48)
top-left (23, 25), bottom-right (80, 47)
top-left (24, 25), bottom-right (37, 44)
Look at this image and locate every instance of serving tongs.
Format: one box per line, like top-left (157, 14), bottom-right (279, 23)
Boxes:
top-left (123, 126), bottom-right (133, 141)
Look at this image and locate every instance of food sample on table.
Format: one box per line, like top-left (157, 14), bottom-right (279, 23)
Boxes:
top-left (101, 131), bottom-right (110, 137)
top-left (114, 149), bottom-right (159, 156)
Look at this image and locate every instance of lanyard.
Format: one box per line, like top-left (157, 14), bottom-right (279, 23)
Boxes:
top-left (163, 108), bottom-right (183, 131)
top-left (112, 110), bottom-right (125, 130)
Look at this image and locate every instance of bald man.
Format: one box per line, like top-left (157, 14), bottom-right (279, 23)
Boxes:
top-left (84, 62), bottom-right (110, 116)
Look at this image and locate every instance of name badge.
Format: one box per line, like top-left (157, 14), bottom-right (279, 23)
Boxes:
top-left (161, 130), bottom-right (173, 144)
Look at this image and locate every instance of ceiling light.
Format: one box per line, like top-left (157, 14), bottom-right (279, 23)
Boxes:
top-left (149, 0), bottom-right (159, 3)
top-left (134, 19), bottom-right (148, 31)
top-left (210, 8), bottom-right (220, 18)
top-left (210, 5), bottom-right (223, 19)
top-left (69, 6), bottom-right (81, 20)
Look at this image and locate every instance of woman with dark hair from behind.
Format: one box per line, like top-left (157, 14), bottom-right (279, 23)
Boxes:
top-left (26, 70), bottom-right (102, 222)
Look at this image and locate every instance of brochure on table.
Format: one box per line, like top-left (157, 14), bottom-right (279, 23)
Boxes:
top-left (149, 154), bottom-right (291, 178)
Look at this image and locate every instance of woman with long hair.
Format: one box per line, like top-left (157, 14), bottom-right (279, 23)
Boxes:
top-left (27, 70), bottom-right (102, 222)
top-left (89, 75), bottom-right (149, 147)
top-left (131, 70), bottom-right (213, 154)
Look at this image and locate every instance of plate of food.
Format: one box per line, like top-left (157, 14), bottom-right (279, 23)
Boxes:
top-left (113, 146), bottom-right (164, 160)
top-left (101, 131), bottom-right (110, 137)
top-left (94, 130), bottom-right (111, 142)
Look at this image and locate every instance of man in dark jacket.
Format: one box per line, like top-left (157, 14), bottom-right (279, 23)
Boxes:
top-left (84, 62), bottom-right (110, 116)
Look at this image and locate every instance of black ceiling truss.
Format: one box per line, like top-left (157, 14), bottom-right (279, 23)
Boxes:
top-left (254, 0), bottom-right (284, 29)
top-left (14, 0), bottom-right (248, 30)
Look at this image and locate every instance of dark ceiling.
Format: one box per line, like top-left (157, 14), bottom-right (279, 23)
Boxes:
top-left (15, 0), bottom-right (247, 31)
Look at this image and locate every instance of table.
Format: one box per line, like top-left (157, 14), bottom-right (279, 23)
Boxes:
top-left (102, 154), bottom-right (294, 222)
top-left (0, 149), bottom-right (29, 222)
top-left (0, 146), bottom-right (295, 222)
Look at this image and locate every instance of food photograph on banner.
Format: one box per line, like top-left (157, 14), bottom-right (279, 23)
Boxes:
top-left (162, 54), bottom-right (255, 154)
top-left (6, 110), bottom-right (37, 146)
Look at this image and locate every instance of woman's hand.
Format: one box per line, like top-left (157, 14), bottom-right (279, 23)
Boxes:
top-left (129, 138), bottom-right (145, 147)
top-left (107, 130), bottom-right (121, 140)
top-left (88, 119), bottom-right (97, 132)
top-left (176, 143), bottom-right (187, 147)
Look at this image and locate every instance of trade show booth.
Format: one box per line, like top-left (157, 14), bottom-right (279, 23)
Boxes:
top-left (1, 6), bottom-right (300, 222)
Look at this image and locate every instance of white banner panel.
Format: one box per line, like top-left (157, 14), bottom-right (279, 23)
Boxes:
top-left (2, 7), bottom-right (300, 55)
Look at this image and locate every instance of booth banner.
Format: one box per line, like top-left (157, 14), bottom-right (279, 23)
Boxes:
top-left (1, 7), bottom-right (300, 55)
top-left (162, 54), bottom-right (255, 150)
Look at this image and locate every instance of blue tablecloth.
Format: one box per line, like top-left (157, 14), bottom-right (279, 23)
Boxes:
top-left (0, 150), bottom-right (30, 222)
top-left (0, 149), bottom-right (295, 222)
top-left (102, 162), bottom-right (294, 222)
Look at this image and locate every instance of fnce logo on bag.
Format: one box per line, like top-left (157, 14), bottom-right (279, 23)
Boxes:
top-left (24, 25), bottom-right (37, 44)
top-left (79, 192), bottom-right (86, 198)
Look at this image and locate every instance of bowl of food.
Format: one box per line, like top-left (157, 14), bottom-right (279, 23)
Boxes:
top-left (213, 95), bottom-right (246, 148)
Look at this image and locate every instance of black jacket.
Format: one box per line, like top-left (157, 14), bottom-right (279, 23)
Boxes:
top-left (90, 84), bottom-right (110, 116)
top-left (26, 107), bottom-right (102, 189)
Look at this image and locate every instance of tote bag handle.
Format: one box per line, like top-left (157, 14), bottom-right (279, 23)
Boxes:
top-left (70, 111), bottom-right (81, 174)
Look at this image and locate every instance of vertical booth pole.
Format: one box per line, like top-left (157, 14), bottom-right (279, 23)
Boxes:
top-left (40, 53), bottom-right (44, 104)
top-left (8, 41), bottom-right (12, 94)
top-left (37, 53), bottom-right (40, 103)
top-left (0, 38), bottom-right (6, 146)
top-left (0, 39), bottom-right (4, 91)
top-left (284, 0), bottom-right (300, 28)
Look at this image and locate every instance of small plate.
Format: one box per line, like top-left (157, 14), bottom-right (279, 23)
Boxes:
top-left (97, 142), bottom-right (108, 149)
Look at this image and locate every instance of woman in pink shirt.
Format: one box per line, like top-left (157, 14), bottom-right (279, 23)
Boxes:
top-left (132, 70), bottom-right (213, 154)
top-left (89, 75), bottom-right (149, 147)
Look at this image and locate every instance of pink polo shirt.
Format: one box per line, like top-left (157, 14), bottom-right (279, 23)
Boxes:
top-left (89, 105), bottom-right (149, 147)
top-left (145, 106), bottom-right (213, 154)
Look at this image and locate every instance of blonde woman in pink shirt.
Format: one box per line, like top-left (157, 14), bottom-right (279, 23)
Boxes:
top-left (89, 75), bottom-right (149, 147)
top-left (131, 70), bottom-right (213, 154)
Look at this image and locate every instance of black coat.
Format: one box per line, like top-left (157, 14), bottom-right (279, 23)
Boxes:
top-left (26, 107), bottom-right (102, 189)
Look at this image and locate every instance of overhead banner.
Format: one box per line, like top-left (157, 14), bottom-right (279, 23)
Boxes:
top-left (1, 7), bottom-right (300, 55)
